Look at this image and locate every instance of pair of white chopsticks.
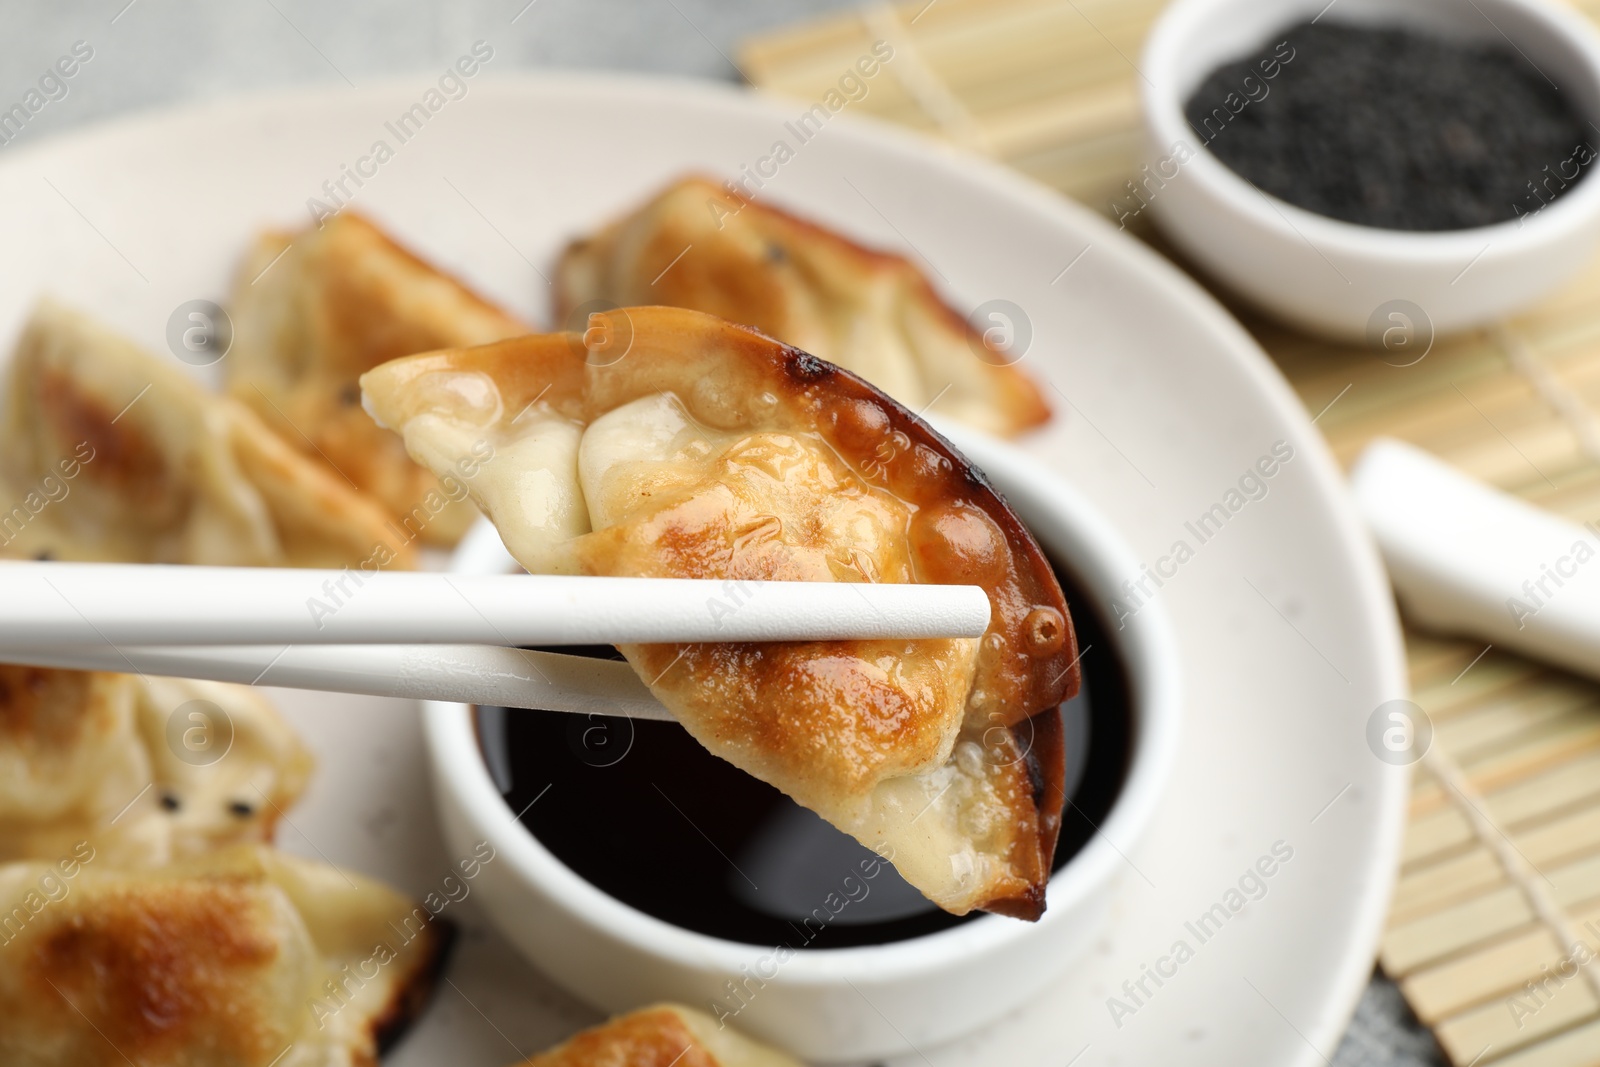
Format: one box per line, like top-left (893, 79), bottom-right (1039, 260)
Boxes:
top-left (0, 562), bottom-right (992, 719)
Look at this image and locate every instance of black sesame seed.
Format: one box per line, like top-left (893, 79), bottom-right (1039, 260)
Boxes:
top-left (228, 800), bottom-right (255, 818)
top-left (159, 792), bottom-right (181, 812)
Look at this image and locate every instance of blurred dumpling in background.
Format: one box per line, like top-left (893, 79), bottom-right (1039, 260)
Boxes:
top-left (0, 659), bottom-right (450, 1064)
top-left (555, 175), bottom-right (1051, 438)
top-left (0, 667), bottom-right (144, 863)
top-left (228, 212), bottom-right (529, 546)
top-left (0, 299), bottom-right (414, 569)
top-left (0, 665), bottom-right (313, 868)
top-left (134, 676), bottom-right (316, 860)
top-left (512, 1004), bottom-right (802, 1067)
top-left (0, 845), bottom-right (454, 1067)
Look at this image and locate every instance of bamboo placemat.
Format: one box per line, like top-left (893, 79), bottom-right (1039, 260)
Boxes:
top-left (744, 4), bottom-right (1600, 1066)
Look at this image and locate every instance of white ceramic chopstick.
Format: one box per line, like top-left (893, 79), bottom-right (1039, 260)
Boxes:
top-left (0, 562), bottom-right (991, 646)
top-left (0, 642), bottom-right (675, 719)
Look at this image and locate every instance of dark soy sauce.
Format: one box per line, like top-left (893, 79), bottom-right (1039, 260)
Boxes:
top-left (475, 563), bottom-right (1133, 949)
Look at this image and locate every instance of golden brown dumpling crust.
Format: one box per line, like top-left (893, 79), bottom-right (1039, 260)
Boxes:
top-left (22, 880), bottom-right (299, 1064)
top-left (575, 424), bottom-right (981, 799)
top-left (0, 666), bottom-right (313, 869)
top-left (0, 847), bottom-right (454, 1067)
top-left (229, 212), bottom-right (529, 544)
top-left (0, 667), bottom-right (101, 763)
top-left (523, 1009), bottom-right (715, 1067)
top-left (0, 299), bottom-right (415, 569)
top-left (0, 667), bottom-right (138, 829)
top-left (556, 176), bottom-right (1051, 437)
top-left (519, 1004), bottom-right (802, 1067)
top-left (362, 307), bottom-right (1077, 918)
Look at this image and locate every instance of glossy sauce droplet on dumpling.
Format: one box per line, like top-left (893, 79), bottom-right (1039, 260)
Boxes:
top-left (826, 397), bottom-right (891, 452)
top-left (909, 501), bottom-right (1010, 584)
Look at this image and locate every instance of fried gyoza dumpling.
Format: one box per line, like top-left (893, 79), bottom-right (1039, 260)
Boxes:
top-left (0, 299), bottom-right (414, 569)
top-left (0, 845), bottom-right (453, 1067)
top-left (555, 176), bottom-right (1050, 437)
top-left (229, 212), bottom-right (530, 545)
top-left (362, 307), bottom-right (1077, 919)
top-left (516, 1004), bottom-right (801, 1067)
top-left (0, 665), bottom-right (313, 868)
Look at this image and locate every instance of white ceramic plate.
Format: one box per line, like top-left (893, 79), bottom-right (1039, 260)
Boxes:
top-left (0, 74), bottom-right (1407, 1066)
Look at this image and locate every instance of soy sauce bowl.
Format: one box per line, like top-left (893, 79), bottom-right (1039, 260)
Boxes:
top-left (1140, 0), bottom-right (1600, 341)
top-left (421, 428), bottom-right (1182, 1063)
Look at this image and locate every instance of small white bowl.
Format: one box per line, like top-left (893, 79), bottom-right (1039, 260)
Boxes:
top-left (1140, 0), bottom-right (1600, 342)
top-left (421, 427), bottom-right (1181, 1063)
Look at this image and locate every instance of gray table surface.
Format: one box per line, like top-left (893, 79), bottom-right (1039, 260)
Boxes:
top-left (1, 2), bottom-right (1445, 1064)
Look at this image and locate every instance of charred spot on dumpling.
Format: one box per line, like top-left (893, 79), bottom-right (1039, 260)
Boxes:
top-left (956, 456), bottom-right (998, 496)
top-left (1020, 725), bottom-right (1048, 802)
top-left (227, 800), bottom-right (255, 819)
top-left (785, 349), bottom-right (832, 383)
top-left (370, 916), bottom-right (459, 1056)
top-left (159, 791), bottom-right (181, 812)
top-left (978, 711), bottom-right (1066, 923)
top-left (1026, 705), bottom-right (1066, 841)
top-left (986, 881), bottom-right (1048, 923)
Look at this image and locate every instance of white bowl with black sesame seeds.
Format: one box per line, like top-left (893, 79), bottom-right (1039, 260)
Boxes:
top-left (1141, 0), bottom-right (1600, 344)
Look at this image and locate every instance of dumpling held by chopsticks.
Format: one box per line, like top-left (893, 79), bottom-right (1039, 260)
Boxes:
top-left (361, 306), bottom-right (1078, 919)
